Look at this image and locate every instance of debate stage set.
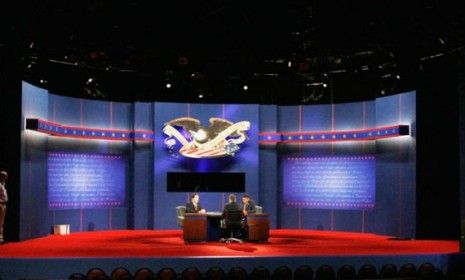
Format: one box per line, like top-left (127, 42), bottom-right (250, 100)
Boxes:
top-left (0, 80), bottom-right (463, 280)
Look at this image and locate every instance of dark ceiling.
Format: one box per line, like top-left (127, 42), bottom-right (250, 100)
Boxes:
top-left (1, 0), bottom-right (465, 104)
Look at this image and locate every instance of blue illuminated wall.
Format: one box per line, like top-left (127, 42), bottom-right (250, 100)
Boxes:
top-left (20, 81), bottom-right (415, 240)
top-left (272, 93), bottom-right (416, 237)
top-left (21, 82), bottom-right (135, 240)
top-left (47, 152), bottom-right (126, 209)
top-left (375, 92), bottom-right (416, 237)
top-left (282, 156), bottom-right (376, 210)
top-left (153, 103), bottom-right (259, 229)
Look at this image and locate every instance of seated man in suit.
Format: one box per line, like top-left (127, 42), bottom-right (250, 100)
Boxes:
top-left (241, 193), bottom-right (256, 239)
top-left (222, 194), bottom-right (242, 217)
top-left (221, 194), bottom-right (243, 240)
top-left (241, 193), bottom-right (256, 217)
top-left (185, 193), bottom-right (206, 214)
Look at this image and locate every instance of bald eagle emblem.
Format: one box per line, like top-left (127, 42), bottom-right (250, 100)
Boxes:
top-left (163, 117), bottom-right (250, 158)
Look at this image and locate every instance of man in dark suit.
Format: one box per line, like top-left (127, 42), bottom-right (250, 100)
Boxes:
top-left (221, 194), bottom-right (243, 240)
top-left (185, 193), bottom-right (206, 214)
top-left (222, 194), bottom-right (242, 217)
top-left (241, 193), bottom-right (256, 217)
top-left (241, 193), bottom-right (256, 239)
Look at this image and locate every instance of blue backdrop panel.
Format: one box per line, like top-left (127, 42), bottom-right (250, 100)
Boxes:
top-left (20, 83), bottom-right (132, 239)
top-left (21, 82), bottom-right (50, 240)
top-left (259, 105), bottom-right (278, 228)
top-left (334, 101), bottom-right (376, 232)
top-left (153, 102), bottom-right (259, 229)
top-left (279, 106), bottom-right (300, 132)
top-left (275, 96), bottom-right (415, 237)
top-left (302, 104), bottom-right (333, 131)
top-left (279, 105), bottom-right (330, 230)
top-left (133, 102), bottom-right (154, 229)
top-left (48, 94), bottom-right (81, 124)
top-left (278, 106), bottom-right (304, 229)
top-left (334, 102), bottom-right (365, 130)
top-left (21, 82), bottom-right (49, 120)
top-left (20, 81), bottom-right (416, 239)
top-left (47, 152), bottom-right (126, 209)
top-left (48, 97), bottom-right (131, 233)
top-left (374, 92), bottom-right (416, 237)
top-left (282, 156), bottom-right (376, 210)
top-left (330, 101), bottom-right (376, 232)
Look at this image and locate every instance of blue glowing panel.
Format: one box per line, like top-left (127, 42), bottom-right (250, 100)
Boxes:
top-left (283, 156), bottom-right (376, 210)
top-left (48, 153), bottom-right (126, 210)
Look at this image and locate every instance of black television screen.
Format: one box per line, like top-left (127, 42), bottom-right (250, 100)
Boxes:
top-left (167, 172), bottom-right (245, 192)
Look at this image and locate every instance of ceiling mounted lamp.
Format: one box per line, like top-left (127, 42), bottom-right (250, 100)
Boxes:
top-left (333, 57), bottom-right (342, 64)
top-left (190, 72), bottom-right (206, 80)
top-left (197, 89), bottom-right (204, 99)
top-left (84, 78), bottom-right (106, 99)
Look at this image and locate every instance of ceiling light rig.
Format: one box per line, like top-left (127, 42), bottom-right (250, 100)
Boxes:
top-left (83, 77), bottom-right (106, 99)
top-left (197, 89), bottom-right (204, 99)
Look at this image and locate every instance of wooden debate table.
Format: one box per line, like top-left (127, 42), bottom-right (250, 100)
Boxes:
top-left (183, 212), bottom-right (269, 243)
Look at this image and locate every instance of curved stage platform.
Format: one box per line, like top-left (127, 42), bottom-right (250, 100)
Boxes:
top-left (0, 229), bottom-right (461, 279)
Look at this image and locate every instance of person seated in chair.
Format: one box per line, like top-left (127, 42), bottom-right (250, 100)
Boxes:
top-left (241, 194), bottom-right (256, 217)
top-left (221, 194), bottom-right (244, 241)
top-left (185, 193), bottom-right (206, 214)
top-left (241, 194), bottom-right (256, 239)
top-left (222, 194), bottom-right (242, 217)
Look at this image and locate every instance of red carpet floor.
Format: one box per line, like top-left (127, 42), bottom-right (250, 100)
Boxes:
top-left (0, 229), bottom-right (458, 258)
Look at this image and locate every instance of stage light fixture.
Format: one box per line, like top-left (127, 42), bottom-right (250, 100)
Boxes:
top-left (197, 89), bottom-right (204, 99)
top-left (398, 125), bottom-right (410, 135)
top-left (87, 78), bottom-right (94, 84)
top-left (396, 75), bottom-right (400, 79)
top-left (323, 83), bottom-right (327, 88)
top-left (166, 83), bottom-right (172, 89)
top-left (243, 85), bottom-right (248, 91)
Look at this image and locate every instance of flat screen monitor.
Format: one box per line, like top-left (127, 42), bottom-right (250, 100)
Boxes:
top-left (167, 172), bottom-right (245, 192)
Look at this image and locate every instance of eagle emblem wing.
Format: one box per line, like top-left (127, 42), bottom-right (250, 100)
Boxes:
top-left (165, 117), bottom-right (201, 134)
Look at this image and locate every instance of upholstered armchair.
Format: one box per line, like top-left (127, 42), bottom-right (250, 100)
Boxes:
top-left (176, 205), bottom-right (186, 227)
